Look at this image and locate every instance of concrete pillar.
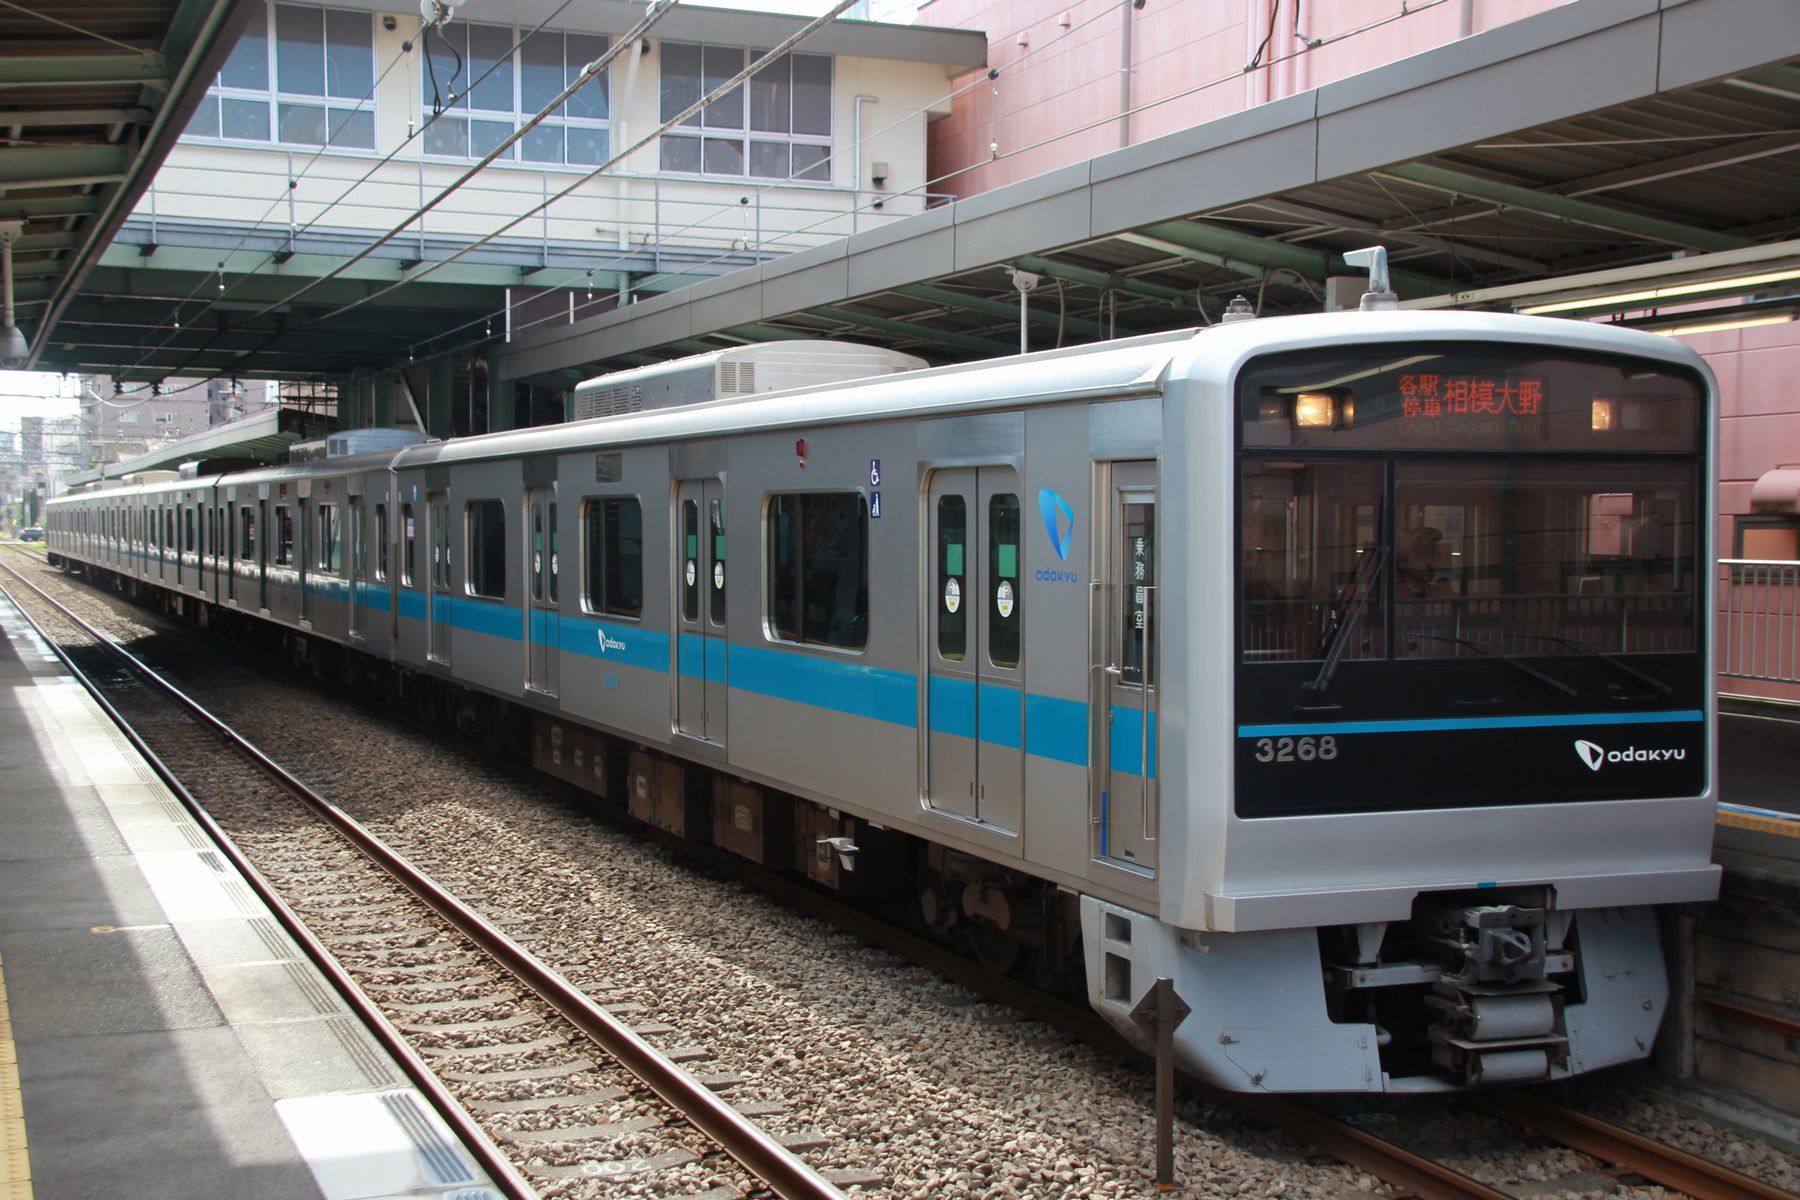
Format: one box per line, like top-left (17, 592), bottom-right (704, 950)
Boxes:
top-left (426, 357), bottom-right (453, 439)
top-left (373, 375), bottom-right (397, 428)
top-left (486, 350), bottom-right (515, 432)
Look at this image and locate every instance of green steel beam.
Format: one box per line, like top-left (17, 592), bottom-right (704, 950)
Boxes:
top-left (1133, 220), bottom-right (1448, 295)
top-left (0, 53), bottom-right (169, 88)
top-left (894, 283), bottom-right (1109, 339)
top-left (807, 306), bottom-right (1014, 356)
top-left (97, 243), bottom-right (532, 292)
top-left (15, 231), bottom-right (81, 254)
top-left (1375, 162), bottom-right (1752, 253)
top-left (720, 323), bottom-right (820, 342)
top-left (0, 196), bottom-right (100, 222)
top-left (3, 107), bottom-right (153, 127)
top-left (1006, 256), bottom-right (1201, 309)
top-left (0, 144), bottom-right (130, 187)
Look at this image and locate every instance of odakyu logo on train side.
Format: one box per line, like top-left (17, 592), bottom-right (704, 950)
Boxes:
top-left (1574, 738), bottom-right (1686, 772)
top-left (596, 629), bottom-right (627, 654)
top-left (1035, 488), bottom-right (1080, 583)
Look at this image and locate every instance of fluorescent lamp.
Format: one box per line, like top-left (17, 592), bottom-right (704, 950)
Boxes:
top-left (1650, 314), bottom-right (1795, 337)
top-left (1521, 267), bottom-right (1800, 315)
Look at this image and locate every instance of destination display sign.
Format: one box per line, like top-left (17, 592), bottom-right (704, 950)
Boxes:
top-left (1396, 373), bottom-right (1546, 441)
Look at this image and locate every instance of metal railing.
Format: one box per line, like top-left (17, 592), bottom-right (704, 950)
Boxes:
top-left (1718, 559), bottom-right (1800, 683)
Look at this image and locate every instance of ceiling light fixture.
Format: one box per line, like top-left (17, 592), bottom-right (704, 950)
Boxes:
top-left (1520, 267), bottom-right (1800, 315)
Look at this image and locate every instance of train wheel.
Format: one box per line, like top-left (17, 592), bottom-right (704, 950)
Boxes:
top-left (966, 922), bottom-right (1023, 974)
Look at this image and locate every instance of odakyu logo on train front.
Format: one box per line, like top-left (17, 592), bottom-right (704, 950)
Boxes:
top-left (1573, 738), bottom-right (1687, 772)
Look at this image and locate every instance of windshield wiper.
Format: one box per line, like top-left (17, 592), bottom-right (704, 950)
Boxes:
top-left (1407, 633), bottom-right (1578, 698)
top-left (1298, 545), bottom-right (1387, 708)
top-left (1505, 631), bottom-right (1672, 697)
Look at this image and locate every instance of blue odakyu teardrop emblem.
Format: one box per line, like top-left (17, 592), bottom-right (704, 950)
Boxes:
top-left (1038, 488), bottom-right (1075, 561)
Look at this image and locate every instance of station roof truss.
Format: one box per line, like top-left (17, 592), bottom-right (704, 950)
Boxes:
top-left (1, 0), bottom-right (255, 369)
top-left (491, 0), bottom-right (1800, 389)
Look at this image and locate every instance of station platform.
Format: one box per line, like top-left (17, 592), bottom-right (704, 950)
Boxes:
top-left (0, 591), bottom-right (500, 1200)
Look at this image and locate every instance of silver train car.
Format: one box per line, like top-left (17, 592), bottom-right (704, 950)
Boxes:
top-left (47, 306), bottom-right (1721, 1092)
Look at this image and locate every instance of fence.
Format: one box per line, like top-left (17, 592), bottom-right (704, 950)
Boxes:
top-left (1718, 560), bottom-right (1800, 683)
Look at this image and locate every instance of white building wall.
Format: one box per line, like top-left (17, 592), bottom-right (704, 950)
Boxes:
top-left (137, 2), bottom-right (960, 272)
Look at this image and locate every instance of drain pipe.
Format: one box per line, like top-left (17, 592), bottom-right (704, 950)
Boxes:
top-left (1118, 1), bottom-right (1135, 147)
top-left (854, 94), bottom-right (877, 209)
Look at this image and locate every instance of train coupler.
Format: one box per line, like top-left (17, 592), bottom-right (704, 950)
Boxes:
top-left (1422, 904), bottom-right (1571, 1085)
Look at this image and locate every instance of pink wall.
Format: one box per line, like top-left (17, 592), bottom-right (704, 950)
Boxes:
top-left (1682, 321), bottom-right (1800, 704)
top-left (922, 0), bottom-right (1574, 197)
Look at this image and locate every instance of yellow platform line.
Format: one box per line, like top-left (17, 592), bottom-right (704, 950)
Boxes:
top-left (1717, 807), bottom-right (1800, 838)
top-left (0, 952), bottom-right (28, 1200)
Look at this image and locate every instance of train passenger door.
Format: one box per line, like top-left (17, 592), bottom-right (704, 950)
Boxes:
top-left (348, 499), bottom-right (365, 640)
top-left (428, 492), bottom-right (451, 665)
top-left (673, 480), bottom-right (726, 746)
top-left (1093, 461), bottom-right (1158, 871)
top-left (525, 487), bottom-right (559, 696)
top-left (925, 467), bottom-right (1024, 831)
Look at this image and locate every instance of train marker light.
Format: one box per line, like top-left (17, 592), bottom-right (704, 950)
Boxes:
top-left (1591, 397), bottom-right (1616, 432)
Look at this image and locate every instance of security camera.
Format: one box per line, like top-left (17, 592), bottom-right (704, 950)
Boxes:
top-left (382, 14), bottom-right (398, 30)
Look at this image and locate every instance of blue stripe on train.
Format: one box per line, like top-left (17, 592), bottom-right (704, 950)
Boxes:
top-left (379, 591), bottom-right (1154, 770)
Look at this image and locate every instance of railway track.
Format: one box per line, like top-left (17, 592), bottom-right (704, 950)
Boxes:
top-left (0, 560), bottom-right (851, 1200)
top-left (8, 555), bottom-right (1796, 1200)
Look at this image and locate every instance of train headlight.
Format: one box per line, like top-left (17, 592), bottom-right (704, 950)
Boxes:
top-left (1294, 391), bottom-right (1342, 428)
top-left (1591, 397), bottom-right (1616, 432)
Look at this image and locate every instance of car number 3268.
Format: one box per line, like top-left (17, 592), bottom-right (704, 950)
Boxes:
top-left (1253, 735), bottom-right (1337, 763)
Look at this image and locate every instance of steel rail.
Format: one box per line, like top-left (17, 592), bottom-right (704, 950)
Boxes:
top-left (0, 561), bottom-right (846, 1200)
top-left (0, 563), bottom-right (541, 1200)
top-left (1463, 1091), bottom-right (1799, 1200)
top-left (636, 825), bottom-right (1515, 1200)
top-left (1697, 994), bottom-right (1800, 1040)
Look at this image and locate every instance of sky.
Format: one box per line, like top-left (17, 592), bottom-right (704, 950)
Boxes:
top-left (0, 374), bottom-right (82, 436)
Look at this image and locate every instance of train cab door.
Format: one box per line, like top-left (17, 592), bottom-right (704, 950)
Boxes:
top-left (1093, 461), bottom-right (1159, 872)
top-left (348, 498), bottom-right (366, 641)
top-left (925, 467), bottom-right (1024, 831)
top-left (525, 487), bottom-right (559, 697)
top-left (427, 492), bottom-right (452, 666)
top-left (673, 479), bottom-right (727, 746)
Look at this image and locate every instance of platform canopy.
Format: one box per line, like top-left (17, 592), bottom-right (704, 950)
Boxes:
top-left (493, 0), bottom-right (1800, 388)
top-left (1, 0), bottom-right (256, 370)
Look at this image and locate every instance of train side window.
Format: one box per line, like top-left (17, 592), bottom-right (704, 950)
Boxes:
top-left (680, 499), bottom-right (700, 622)
top-left (274, 505), bottom-right (293, 565)
top-left (402, 504), bottom-right (416, 585)
top-left (548, 502), bottom-right (559, 604)
top-left (466, 499), bottom-right (506, 599)
top-left (375, 504), bottom-right (389, 581)
top-left (185, 509), bottom-right (196, 553)
top-left (240, 508), bottom-right (256, 560)
top-left (709, 498), bottom-right (725, 626)
top-left (937, 495), bottom-right (966, 661)
top-left (317, 504), bottom-right (338, 571)
top-left (582, 497), bottom-right (642, 618)
top-left (1120, 499), bottom-right (1154, 686)
top-left (766, 492), bottom-right (869, 651)
top-left (531, 506), bottom-right (544, 602)
top-left (989, 492), bottom-right (1022, 668)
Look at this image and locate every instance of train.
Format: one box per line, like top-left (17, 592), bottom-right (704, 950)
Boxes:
top-left (45, 281), bottom-right (1722, 1093)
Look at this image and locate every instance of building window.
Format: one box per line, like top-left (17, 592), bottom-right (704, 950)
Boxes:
top-left (1736, 515), bottom-right (1800, 561)
top-left (658, 44), bottom-right (831, 181)
top-left (766, 492), bottom-right (867, 650)
top-left (154, 412), bottom-right (177, 424)
top-left (119, 411), bottom-right (140, 424)
top-left (583, 498), bottom-right (642, 618)
top-left (185, 2), bottom-right (376, 150)
top-left (466, 500), bottom-right (507, 598)
top-left (421, 23), bottom-right (609, 166)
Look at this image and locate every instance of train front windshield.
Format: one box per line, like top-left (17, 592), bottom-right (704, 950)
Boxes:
top-left (1234, 345), bottom-right (1707, 818)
